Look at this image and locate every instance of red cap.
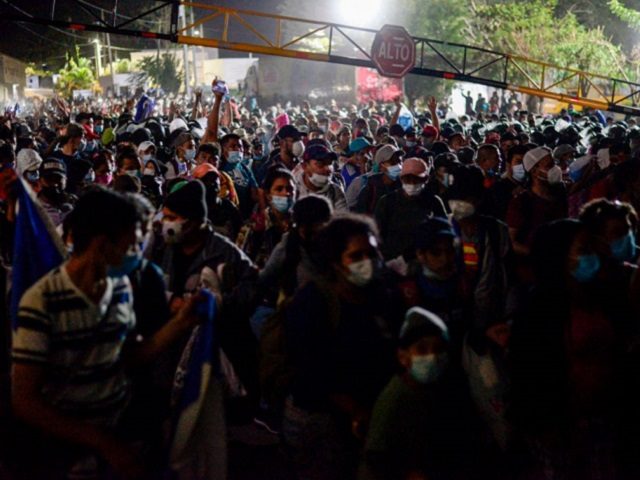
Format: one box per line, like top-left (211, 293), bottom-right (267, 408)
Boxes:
top-left (421, 125), bottom-right (439, 138)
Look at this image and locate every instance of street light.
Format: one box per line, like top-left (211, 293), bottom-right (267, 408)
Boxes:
top-left (339, 0), bottom-right (382, 27)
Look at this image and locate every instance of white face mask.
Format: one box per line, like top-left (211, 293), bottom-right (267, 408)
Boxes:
top-left (143, 167), bottom-right (156, 177)
top-left (142, 153), bottom-right (153, 162)
top-left (402, 183), bottom-right (424, 196)
top-left (346, 258), bottom-right (374, 286)
top-left (512, 164), bottom-right (526, 182)
top-left (162, 219), bottom-right (185, 244)
top-left (546, 165), bottom-right (563, 185)
top-left (309, 173), bottom-right (330, 188)
top-left (448, 199), bottom-right (476, 221)
top-left (292, 140), bottom-right (306, 158)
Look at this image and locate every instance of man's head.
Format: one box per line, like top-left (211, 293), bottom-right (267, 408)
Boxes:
top-left (40, 157), bottom-right (67, 199)
top-left (447, 165), bottom-right (485, 221)
top-left (220, 133), bottom-right (243, 164)
top-left (161, 180), bottom-right (208, 244)
top-left (373, 144), bottom-right (403, 180)
top-left (414, 217), bottom-right (458, 280)
top-left (475, 144), bottom-right (501, 175)
top-left (173, 131), bottom-right (196, 162)
top-left (523, 146), bottom-right (561, 186)
top-left (347, 137), bottom-right (372, 169)
top-left (68, 188), bottom-right (139, 268)
top-left (398, 307), bottom-right (449, 384)
top-left (302, 144), bottom-right (337, 189)
top-left (277, 124), bottom-right (302, 157)
top-left (116, 146), bottom-right (142, 177)
top-left (400, 157), bottom-right (429, 196)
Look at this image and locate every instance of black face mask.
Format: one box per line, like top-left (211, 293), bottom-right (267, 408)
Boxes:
top-left (41, 185), bottom-right (66, 204)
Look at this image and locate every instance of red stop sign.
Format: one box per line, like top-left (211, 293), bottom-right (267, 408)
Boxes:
top-left (371, 25), bottom-right (416, 78)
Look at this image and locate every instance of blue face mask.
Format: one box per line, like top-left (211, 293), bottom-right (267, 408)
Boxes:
top-left (107, 251), bottom-right (142, 278)
top-left (385, 164), bottom-right (402, 181)
top-left (571, 253), bottom-right (600, 283)
top-left (610, 231), bottom-right (636, 263)
top-left (410, 353), bottom-right (448, 384)
top-left (227, 150), bottom-right (243, 164)
top-left (271, 195), bottom-right (294, 213)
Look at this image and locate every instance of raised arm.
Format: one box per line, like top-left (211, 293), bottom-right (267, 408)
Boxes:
top-left (203, 77), bottom-right (224, 144)
top-left (427, 96), bottom-right (440, 133)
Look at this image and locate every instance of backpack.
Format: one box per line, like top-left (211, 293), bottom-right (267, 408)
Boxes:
top-left (258, 282), bottom-right (341, 408)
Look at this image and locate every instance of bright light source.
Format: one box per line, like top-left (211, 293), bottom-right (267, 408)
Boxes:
top-left (339, 0), bottom-right (382, 27)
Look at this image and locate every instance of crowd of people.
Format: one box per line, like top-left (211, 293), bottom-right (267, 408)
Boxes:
top-left (1, 76), bottom-right (640, 480)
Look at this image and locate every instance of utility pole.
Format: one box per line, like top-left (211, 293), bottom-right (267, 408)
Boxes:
top-left (189, 6), bottom-right (199, 88)
top-left (179, 5), bottom-right (190, 96)
top-left (102, 10), bottom-right (116, 96)
top-left (93, 39), bottom-right (102, 81)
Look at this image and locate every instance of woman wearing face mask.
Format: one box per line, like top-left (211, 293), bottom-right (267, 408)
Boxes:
top-left (375, 157), bottom-right (447, 260)
top-left (282, 215), bottom-right (396, 480)
top-left (91, 150), bottom-right (115, 186)
top-left (238, 168), bottom-right (296, 269)
top-left (361, 307), bottom-right (479, 480)
top-left (506, 146), bottom-right (568, 258)
top-left (510, 219), bottom-right (640, 479)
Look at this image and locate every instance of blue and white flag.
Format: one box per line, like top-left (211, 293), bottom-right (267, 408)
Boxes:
top-left (10, 178), bottom-right (66, 329)
top-left (169, 290), bottom-right (225, 478)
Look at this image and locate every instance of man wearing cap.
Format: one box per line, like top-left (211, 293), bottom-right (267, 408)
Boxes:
top-left (421, 125), bottom-right (439, 150)
top-left (294, 144), bottom-right (348, 212)
top-left (352, 144), bottom-right (403, 214)
top-left (341, 137), bottom-right (372, 190)
top-left (333, 126), bottom-right (352, 156)
top-left (404, 127), bottom-right (421, 157)
top-left (506, 146), bottom-right (568, 256)
top-left (268, 125), bottom-right (305, 172)
top-left (154, 178), bottom-right (258, 366)
top-left (375, 158), bottom-right (446, 260)
top-left (361, 307), bottom-right (476, 480)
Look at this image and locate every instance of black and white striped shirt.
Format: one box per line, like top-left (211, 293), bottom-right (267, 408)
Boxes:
top-left (12, 264), bottom-right (136, 426)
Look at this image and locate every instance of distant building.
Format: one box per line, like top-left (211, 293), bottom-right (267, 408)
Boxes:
top-left (0, 53), bottom-right (27, 102)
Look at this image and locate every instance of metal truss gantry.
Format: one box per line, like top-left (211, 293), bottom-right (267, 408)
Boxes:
top-left (3, 0), bottom-right (640, 116)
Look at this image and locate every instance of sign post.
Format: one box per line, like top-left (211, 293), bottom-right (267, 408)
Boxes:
top-left (371, 25), bottom-right (416, 78)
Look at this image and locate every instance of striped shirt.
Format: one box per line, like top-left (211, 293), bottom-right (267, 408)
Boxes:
top-left (12, 264), bottom-right (136, 426)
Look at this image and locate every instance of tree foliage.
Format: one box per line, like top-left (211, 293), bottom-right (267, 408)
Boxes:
top-left (609, 0), bottom-right (640, 31)
top-left (133, 53), bottom-right (182, 94)
top-left (55, 47), bottom-right (96, 97)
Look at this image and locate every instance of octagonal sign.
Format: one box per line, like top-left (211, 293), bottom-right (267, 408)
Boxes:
top-left (371, 25), bottom-right (416, 78)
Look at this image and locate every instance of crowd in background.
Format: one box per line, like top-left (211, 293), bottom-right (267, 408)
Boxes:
top-left (0, 77), bottom-right (640, 480)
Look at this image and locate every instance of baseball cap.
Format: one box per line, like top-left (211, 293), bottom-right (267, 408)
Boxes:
top-left (414, 217), bottom-right (456, 251)
top-left (523, 146), bottom-right (552, 172)
top-left (398, 306), bottom-right (449, 348)
top-left (373, 144), bottom-right (400, 166)
top-left (422, 125), bottom-right (439, 138)
top-left (400, 157), bottom-right (429, 178)
top-left (277, 124), bottom-right (301, 141)
top-left (192, 162), bottom-right (219, 180)
top-left (348, 137), bottom-right (372, 154)
top-left (303, 144), bottom-right (338, 163)
top-left (552, 144), bottom-right (575, 160)
top-left (41, 157), bottom-right (66, 177)
top-left (137, 141), bottom-right (156, 154)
